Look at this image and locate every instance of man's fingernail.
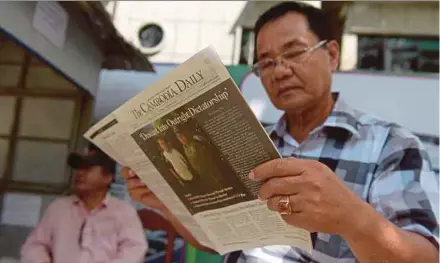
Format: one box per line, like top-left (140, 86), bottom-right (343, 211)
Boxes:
top-left (129, 169), bottom-right (135, 177)
top-left (248, 170), bottom-right (255, 180)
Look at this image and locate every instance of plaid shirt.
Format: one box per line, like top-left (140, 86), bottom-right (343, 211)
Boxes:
top-left (224, 96), bottom-right (439, 263)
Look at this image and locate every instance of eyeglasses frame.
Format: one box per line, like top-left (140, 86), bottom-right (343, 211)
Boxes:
top-left (251, 39), bottom-right (329, 77)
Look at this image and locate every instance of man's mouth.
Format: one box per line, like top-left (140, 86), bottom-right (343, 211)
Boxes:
top-left (277, 86), bottom-right (300, 97)
top-left (74, 177), bottom-right (85, 184)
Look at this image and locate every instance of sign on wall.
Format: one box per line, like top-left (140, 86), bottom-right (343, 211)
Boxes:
top-left (32, 1), bottom-right (68, 49)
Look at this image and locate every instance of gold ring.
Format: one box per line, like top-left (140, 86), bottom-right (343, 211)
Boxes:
top-left (277, 196), bottom-right (292, 215)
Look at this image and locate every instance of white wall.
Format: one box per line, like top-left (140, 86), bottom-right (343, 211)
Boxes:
top-left (110, 1), bottom-right (246, 65)
top-left (0, 1), bottom-right (103, 96)
top-left (240, 71), bottom-right (439, 136)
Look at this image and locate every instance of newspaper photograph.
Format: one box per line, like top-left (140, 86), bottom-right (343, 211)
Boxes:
top-left (130, 99), bottom-right (255, 215)
top-left (84, 46), bottom-right (312, 255)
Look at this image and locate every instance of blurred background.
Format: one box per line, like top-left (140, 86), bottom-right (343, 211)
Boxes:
top-left (0, 1), bottom-right (438, 262)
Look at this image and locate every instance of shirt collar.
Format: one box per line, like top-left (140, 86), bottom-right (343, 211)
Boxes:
top-left (71, 193), bottom-right (111, 208)
top-left (268, 93), bottom-right (360, 139)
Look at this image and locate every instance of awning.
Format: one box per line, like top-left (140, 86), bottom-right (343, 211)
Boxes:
top-left (60, 1), bottom-right (155, 72)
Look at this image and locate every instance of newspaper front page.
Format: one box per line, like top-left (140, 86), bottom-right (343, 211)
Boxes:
top-left (84, 47), bottom-right (312, 255)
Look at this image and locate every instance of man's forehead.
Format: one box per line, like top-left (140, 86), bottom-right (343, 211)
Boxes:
top-left (257, 36), bottom-right (309, 58)
top-left (255, 12), bottom-right (315, 54)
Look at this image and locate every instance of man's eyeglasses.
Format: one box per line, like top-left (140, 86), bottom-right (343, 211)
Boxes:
top-left (251, 40), bottom-right (328, 77)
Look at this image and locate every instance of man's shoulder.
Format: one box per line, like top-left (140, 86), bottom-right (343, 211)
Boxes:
top-left (362, 114), bottom-right (419, 140)
top-left (107, 196), bottom-right (138, 213)
top-left (169, 148), bottom-right (183, 157)
top-left (49, 195), bottom-right (75, 207)
top-left (350, 109), bottom-right (427, 163)
top-left (163, 149), bottom-right (173, 158)
top-left (41, 196), bottom-right (75, 217)
top-left (106, 197), bottom-right (143, 227)
top-left (349, 106), bottom-right (419, 141)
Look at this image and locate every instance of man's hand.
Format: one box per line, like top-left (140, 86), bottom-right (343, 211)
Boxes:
top-left (120, 167), bottom-right (217, 254)
top-left (250, 157), bottom-right (367, 236)
top-left (120, 167), bottom-right (165, 209)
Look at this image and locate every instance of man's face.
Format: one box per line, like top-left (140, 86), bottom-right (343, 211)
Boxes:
top-left (157, 138), bottom-right (169, 152)
top-left (177, 134), bottom-right (188, 145)
top-left (255, 12), bottom-right (339, 113)
top-left (73, 166), bottom-right (112, 193)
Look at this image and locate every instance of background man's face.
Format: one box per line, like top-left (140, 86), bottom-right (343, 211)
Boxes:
top-left (256, 12), bottom-right (339, 113)
top-left (73, 166), bottom-right (112, 193)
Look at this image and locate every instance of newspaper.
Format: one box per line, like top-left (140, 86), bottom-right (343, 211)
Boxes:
top-left (84, 46), bottom-right (312, 255)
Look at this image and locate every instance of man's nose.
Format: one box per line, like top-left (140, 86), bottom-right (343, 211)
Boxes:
top-left (273, 60), bottom-right (293, 80)
top-left (75, 169), bottom-right (86, 177)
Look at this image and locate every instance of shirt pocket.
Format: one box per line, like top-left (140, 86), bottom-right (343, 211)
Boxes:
top-left (334, 162), bottom-right (376, 200)
top-left (93, 220), bottom-right (119, 252)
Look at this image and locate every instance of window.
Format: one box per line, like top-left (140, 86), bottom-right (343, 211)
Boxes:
top-left (358, 35), bottom-right (439, 74)
top-left (238, 28), bottom-right (255, 65)
top-left (357, 36), bottom-right (385, 71)
top-left (138, 23), bottom-right (164, 49)
top-left (0, 31), bottom-right (90, 194)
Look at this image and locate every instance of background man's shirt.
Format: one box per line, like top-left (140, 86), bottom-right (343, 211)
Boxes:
top-left (21, 195), bottom-right (148, 263)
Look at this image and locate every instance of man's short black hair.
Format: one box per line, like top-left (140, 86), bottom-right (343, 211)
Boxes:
top-left (253, 2), bottom-right (334, 61)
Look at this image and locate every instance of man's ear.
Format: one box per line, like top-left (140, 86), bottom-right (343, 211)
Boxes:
top-left (104, 172), bottom-right (114, 185)
top-left (327, 40), bottom-right (340, 72)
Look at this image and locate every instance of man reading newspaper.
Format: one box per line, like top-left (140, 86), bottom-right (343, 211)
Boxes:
top-left (120, 2), bottom-right (438, 263)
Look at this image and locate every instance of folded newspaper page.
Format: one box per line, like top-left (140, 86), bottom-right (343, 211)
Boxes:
top-left (84, 46), bottom-right (312, 255)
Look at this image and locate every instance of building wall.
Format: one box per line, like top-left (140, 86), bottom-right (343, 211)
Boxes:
top-left (0, 1), bottom-right (103, 96)
top-left (344, 2), bottom-right (438, 37)
top-left (340, 1), bottom-right (439, 71)
top-left (109, 1), bottom-right (246, 65)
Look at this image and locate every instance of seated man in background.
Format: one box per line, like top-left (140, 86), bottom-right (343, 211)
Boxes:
top-left (21, 145), bottom-right (148, 263)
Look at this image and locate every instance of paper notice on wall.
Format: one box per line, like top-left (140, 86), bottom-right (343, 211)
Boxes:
top-left (1, 192), bottom-right (42, 227)
top-left (32, 1), bottom-right (69, 49)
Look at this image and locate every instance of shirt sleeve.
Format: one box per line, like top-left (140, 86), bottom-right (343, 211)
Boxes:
top-left (108, 205), bottom-right (148, 263)
top-left (369, 126), bottom-right (439, 249)
top-left (20, 201), bottom-right (56, 263)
